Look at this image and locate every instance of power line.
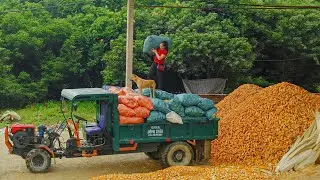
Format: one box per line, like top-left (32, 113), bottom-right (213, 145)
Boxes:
top-left (180, 0), bottom-right (320, 8)
top-left (136, 4), bottom-right (320, 10)
top-left (0, 1), bottom-right (319, 14)
top-left (229, 4), bottom-right (320, 8)
top-left (255, 55), bottom-right (319, 62)
top-left (0, 1), bottom-right (90, 14)
top-left (136, 5), bottom-right (197, 9)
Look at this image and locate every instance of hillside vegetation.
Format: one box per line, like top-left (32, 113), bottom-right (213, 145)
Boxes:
top-left (0, 0), bottom-right (319, 109)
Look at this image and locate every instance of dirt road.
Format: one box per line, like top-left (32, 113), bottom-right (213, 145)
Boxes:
top-left (2, 129), bottom-right (320, 180)
top-left (0, 133), bottom-right (163, 180)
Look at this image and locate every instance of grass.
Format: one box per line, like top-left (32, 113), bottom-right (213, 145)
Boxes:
top-left (0, 100), bottom-right (96, 128)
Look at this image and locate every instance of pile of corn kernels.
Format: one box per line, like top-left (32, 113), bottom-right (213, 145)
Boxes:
top-left (211, 82), bottom-right (320, 166)
top-left (92, 165), bottom-right (273, 180)
top-left (215, 84), bottom-right (262, 120)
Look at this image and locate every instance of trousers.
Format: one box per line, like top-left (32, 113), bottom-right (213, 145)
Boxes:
top-left (148, 62), bottom-right (164, 90)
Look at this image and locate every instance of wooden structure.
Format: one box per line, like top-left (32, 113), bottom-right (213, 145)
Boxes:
top-left (199, 94), bottom-right (227, 103)
top-left (125, 0), bottom-right (134, 88)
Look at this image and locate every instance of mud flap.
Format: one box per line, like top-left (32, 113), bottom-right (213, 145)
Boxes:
top-left (203, 140), bottom-right (211, 161)
top-left (193, 140), bottom-right (211, 164)
top-left (4, 127), bottom-right (13, 154)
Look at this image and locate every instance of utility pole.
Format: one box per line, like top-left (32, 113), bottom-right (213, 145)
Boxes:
top-left (125, 0), bottom-right (134, 88)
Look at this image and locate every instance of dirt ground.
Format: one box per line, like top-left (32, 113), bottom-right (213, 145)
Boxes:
top-left (0, 132), bottom-right (164, 180)
top-left (274, 165), bottom-right (320, 180)
top-left (1, 130), bottom-right (320, 180)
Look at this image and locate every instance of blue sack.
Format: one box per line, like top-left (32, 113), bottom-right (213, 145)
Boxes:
top-left (168, 98), bottom-right (185, 117)
top-left (134, 88), bottom-right (151, 97)
top-left (151, 98), bottom-right (171, 114)
top-left (143, 35), bottom-right (172, 56)
top-left (198, 98), bottom-right (215, 111)
top-left (156, 90), bottom-right (174, 100)
top-left (185, 106), bottom-right (205, 117)
top-left (206, 107), bottom-right (218, 120)
top-left (175, 94), bottom-right (201, 107)
top-left (146, 111), bottom-right (166, 123)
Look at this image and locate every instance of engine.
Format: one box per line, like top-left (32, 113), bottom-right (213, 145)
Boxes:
top-left (9, 124), bottom-right (47, 149)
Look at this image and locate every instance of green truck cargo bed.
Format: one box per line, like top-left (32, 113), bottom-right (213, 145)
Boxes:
top-left (113, 118), bottom-right (219, 151)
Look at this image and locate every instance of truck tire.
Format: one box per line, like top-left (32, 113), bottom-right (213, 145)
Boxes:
top-left (144, 151), bottom-right (160, 160)
top-left (161, 142), bottom-right (194, 167)
top-left (26, 149), bottom-right (51, 173)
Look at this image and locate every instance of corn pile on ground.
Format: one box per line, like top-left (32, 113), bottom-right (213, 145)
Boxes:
top-left (216, 84), bottom-right (262, 120)
top-left (92, 165), bottom-right (273, 180)
top-left (211, 82), bottom-right (320, 166)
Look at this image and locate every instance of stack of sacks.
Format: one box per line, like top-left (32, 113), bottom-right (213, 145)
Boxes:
top-left (110, 87), bottom-right (218, 123)
top-left (135, 89), bottom-right (174, 100)
top-left (197, 97), bottom-right (218, 121)
top-left (147, 98), bottom-right (172, 123)
top-left (108, 86), bottom-right (138, 96)
top-left (135, 89), bottom-right (176, 123)
top-left (135, 88), bottom-right (174, 123)
top-left (118, 95), bottom-right (154, 124)
top-left (170, 94), bottom-right (218, 121)
top-left (107, 86), bottom-right (154, 124)
top-left (136, 88), bottom-right (217, 123)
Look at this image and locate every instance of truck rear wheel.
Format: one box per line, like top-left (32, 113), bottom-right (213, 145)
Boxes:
top-left (26, 149), bottom-right (51, 173)
top-left (161, 142), bottom-right (194, 167)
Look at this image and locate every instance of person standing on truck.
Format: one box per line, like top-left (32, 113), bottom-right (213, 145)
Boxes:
top-left (148, 41), bottom-right (168, 90)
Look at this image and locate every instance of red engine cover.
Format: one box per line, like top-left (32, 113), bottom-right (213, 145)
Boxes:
top-left (10, 124), bottom-right (35, 134)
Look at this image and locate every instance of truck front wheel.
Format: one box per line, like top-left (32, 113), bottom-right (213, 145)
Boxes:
top-left (26, 149), bottom-right (51, 173)
top-left (161, 142), bottom-right (194, 167)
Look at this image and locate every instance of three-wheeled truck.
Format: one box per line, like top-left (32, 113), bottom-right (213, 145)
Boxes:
top-left (4, 88), bottom-right (219, 173)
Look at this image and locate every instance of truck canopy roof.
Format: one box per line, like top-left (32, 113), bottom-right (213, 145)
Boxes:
top-left (61, 88), bottom-right (112, 101)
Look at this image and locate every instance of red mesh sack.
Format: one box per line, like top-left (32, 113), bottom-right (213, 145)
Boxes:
top-left (108, 86), bottom-right (120, 94)
top-left (118, 96), bottom-right (138, 108)
top-left (122, 87), bottom-right (136, 94)
top-left (134, 106), bottom-right (150, 118)
top-left (118, 104), bottom-right (136, 117)
top-left (134, 96), bottom-right (153, 110)
top-left (117, 89), bottom-right (126, 96)
top-left (119, 116), bottom-right (144, 124)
